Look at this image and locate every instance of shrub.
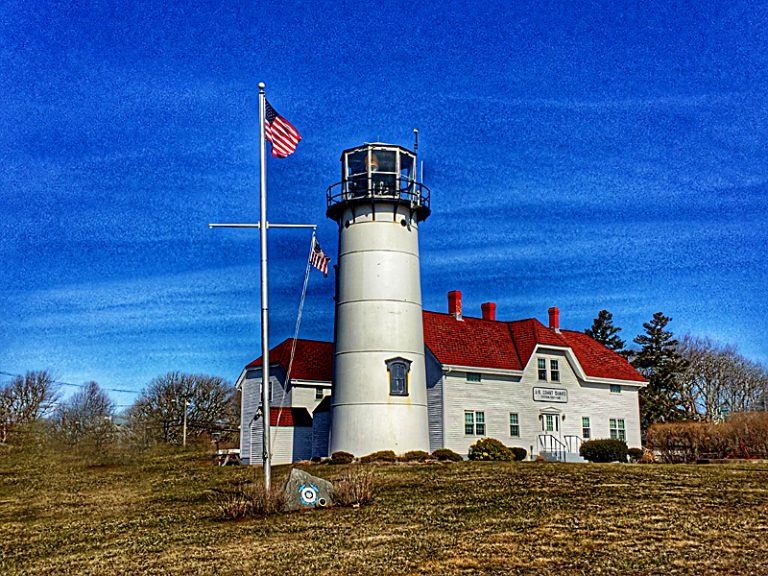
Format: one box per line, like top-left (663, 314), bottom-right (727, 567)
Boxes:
top-left (579, 439), bottom-right (628, 463)
top-left (431, 448), bottom-right (463, 462)
top-left (329, 451), bottom-right (355, 465)
top-left (334, 468), bottom-right (374, 507)
top-left (210, 480), bottom-right (285, 520)
top-left (647, 413), bottom-right (768, 463)
top-left (360, 450), bottom-right (397, 464)
top-left (510, 447), bottom-right (528, 461)
top-left (724, 412), bottom-right (768, 458)
top-left (646, 422), bottom-right (717, 463)
top-left (627, 448), bottom-right (644, 463)
top-left (400, 450), bottom-right (430, 462)
top-left (639, 448), bottom-right (656, 464)
top-left (468, 438), bottom-right (515, 461)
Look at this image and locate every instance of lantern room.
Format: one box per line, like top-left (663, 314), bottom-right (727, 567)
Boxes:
top-left (326, 143), bottom-right (431, 221)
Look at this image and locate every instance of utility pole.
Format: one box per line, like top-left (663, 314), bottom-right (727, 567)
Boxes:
top-left (182, 396), bottom-right (189, 447)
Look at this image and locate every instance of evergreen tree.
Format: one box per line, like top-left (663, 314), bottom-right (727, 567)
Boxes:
top-left (585, 309), bottom-right (626, 354)
top-left (632, 312), bottom-right (688, 436)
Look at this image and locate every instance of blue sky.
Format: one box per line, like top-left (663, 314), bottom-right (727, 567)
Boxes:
top-left (2, 1), bottom-right (767, 408)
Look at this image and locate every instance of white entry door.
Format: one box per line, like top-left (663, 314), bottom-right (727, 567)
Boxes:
top-left (543, 413), bottom-right (559, 433)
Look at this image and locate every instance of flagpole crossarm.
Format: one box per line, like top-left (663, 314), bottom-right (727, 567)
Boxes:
top-left (208, 223), bottom-right (317, 230)
top-left (209, 223), bottom-right (261, 229)
top-left (269, 223), bottom-right (317, 229)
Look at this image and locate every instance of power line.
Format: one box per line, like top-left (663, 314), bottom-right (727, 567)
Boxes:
top-left (0, 370), bottom-right (140, 395)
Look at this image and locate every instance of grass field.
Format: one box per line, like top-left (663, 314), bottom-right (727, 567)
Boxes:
top-left (1, 447), bottom-right (767, 575)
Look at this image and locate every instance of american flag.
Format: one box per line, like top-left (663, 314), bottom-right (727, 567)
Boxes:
top-left (264, 99), bottom-right (301, 158)
top-left (310, 237), bottom-right (331, 277)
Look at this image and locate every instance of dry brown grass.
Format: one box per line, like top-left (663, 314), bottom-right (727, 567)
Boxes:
top-left (2, 445), bottom-right (768, 575)
top-left (210, 478), bottom-right (286, 519)
top-left (333, 467), bottom-right (374, 507)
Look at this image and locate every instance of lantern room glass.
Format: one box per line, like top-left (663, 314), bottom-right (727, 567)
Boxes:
top-left (343, 146), bottom-right (416, 200)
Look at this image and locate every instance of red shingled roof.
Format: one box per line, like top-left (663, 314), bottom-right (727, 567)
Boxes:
top-left (269, 407), bottom-right (312, 427)
top-left (558, 330), bottom-right (645, 382)
top-left (245, 316), bottom-right (644, 383)
top-left (423, 311), bottom-right (522, 370)
top-left (426, 313), bottom-right (645, 383)
top-left (247, 338), bottom-right (333, 382)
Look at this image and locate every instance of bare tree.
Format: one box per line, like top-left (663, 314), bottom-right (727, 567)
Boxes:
top-left (128, 372), bottom-right (235, 445)
top-left (678, 335), bottom-right (768, 421)
top-left (54, 381), bottom-right (116, 450)
top-left (0, 371), bottom-right (58, 444)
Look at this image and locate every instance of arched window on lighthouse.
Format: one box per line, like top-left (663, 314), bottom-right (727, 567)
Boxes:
top-left (385, 357), bottom-right (412, 397)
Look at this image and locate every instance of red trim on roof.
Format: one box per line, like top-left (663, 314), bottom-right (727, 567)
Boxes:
top-left (247, 338), bottom-right (333, 382)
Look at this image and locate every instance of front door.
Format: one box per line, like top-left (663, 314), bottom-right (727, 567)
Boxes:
top-left (543, 413), bottom-right (559, 433)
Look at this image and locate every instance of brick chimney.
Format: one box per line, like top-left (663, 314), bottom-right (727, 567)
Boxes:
top-left (448, 290), bottom-right (463, 320)
top-left (481, 302), bottom-right (496, 321)
top-left (548, 307), bottom-right (560, 333)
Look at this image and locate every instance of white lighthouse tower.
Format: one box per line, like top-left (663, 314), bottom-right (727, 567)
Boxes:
top-left (326, 143), bottom-right (431, 455)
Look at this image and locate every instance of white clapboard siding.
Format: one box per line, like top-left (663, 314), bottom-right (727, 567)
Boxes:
top-left (442, 347), bottom-right (643, 457)
top-left (239, 367), bottom-right (288, 464)
top-left (291, 384), bottom-right (331, 414)
top-left (425, 349), bottom-right (444, 451)
top-left (312, 410), bottom-right (330, 459)
top-left (249, 418), bottom-right (313, 465)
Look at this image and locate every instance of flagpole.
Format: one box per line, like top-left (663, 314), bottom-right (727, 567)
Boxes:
top-left (258, 82), bottom-right (272, 492)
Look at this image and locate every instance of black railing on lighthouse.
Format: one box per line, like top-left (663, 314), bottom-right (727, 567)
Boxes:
top-left (325, 143), bottom-right (431, 221)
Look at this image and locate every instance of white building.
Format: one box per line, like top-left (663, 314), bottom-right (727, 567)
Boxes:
top-left (238, 142), bottom-right (646, 464)
top-left (239, 293), bottom-right (646, 463)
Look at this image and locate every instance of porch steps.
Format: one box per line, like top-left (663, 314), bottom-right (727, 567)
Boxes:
top-left (540, 451), bottom-right (587, 463)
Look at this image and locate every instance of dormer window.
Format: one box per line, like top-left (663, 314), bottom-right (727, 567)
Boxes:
top-left (538, 358), bottom-right (547, 380)
top-left (386, 357), bottom-right (411, 396)
top-left (550, 359), bottom-right (560, 382)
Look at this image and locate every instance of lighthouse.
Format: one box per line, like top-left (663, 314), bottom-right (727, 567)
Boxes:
top-left (326, 143), bottom-right (431, 455)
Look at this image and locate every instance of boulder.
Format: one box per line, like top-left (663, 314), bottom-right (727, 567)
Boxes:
top-left (283, 468), bottom-right (334, 511)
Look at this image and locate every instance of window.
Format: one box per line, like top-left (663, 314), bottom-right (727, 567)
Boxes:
top-left (610, 384), bottom-right (622, 394)
top-left (315, 387), bottom-right (324, 399)
top-left (386, 357), bottom-right (411, 396)
top-left (509, 413), bottom-right (520, 437)
top-left (465, 411), bottom-right (485, 435)
top-left (550, 359), bottom-right (560, 382)
top-left (466, 372), bottom-right (482, 383)
top-left (476, 411), bottom-right (485, 435)
top-left (610, 418), bottom-right (626, 441)
top-left (582, 417), bottom-right (591, 439)
top-left (538, 358), bottom-right (547, 380)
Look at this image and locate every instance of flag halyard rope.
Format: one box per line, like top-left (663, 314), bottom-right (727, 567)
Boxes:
top-left (270, 230), bottom-right (316, 453)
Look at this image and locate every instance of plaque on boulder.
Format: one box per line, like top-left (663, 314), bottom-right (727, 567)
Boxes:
top-left (283, 468), bottom-right (334, 511)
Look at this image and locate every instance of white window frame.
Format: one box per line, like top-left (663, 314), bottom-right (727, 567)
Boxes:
top-left (509, 413), bottom-right (520, 437)
top-left (550, 359), bottom-right (560, 382)
top-left (610, 418), bottom-right (626, 441)
top-left (465, 410), bottom-right (485, 435)
top-left (582, 416), bottom-right (591, 439)
top-left (537, 358), bottom-right (547, 381)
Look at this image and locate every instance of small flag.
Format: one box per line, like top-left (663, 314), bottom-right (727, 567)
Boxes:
top-left (310, 237), bottom-right (331, 277)
top-left (265, 99), bottom-right (301, 158)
